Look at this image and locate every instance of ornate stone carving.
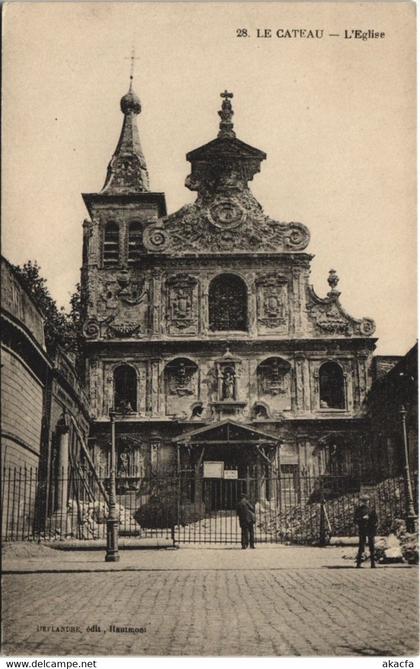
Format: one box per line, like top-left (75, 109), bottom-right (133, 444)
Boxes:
top-left (92, 270), bottom-right (150, 339)
top-left (83, 318), bottom-right (100, 339)
top-left (108, 321), bottom-right (142, 337)
top-left (307, 284), bottom-right (376, 338)
top-left (141, 93), bottom-right (310, 255)
top-left (166, 359), bottom-right (198, 397)
top-left (143, 225), bottom-right (170, 252)
top-left (256, 275), bottom-right (288, 330)
top-left (152, 199), bottom-right (310, 254)
top-left (258, 358), bottom-right (291, 396)
top-left (166, 275), bottom-right (198, 332)
top-left (116, 272), bottom-right (147, 305)
top-left (309, 302), bottom-right (353, 335)
top-left (359, 318), bottom-right (376, 336)
top-left (99, 272), bottom-right (147, 309)
top-left (208, 198), bottom-right (246, 229)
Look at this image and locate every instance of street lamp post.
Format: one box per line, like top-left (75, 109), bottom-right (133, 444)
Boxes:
top-left (399, 405), bottom-right (417, 533)
top-left (105, 409), bottom-right (120, 562)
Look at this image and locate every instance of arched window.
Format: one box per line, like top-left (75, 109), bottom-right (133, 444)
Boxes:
top-left (319, 362), bottom-right (345, 409)
top-left (128, 222), bottom-right (143, 265)
top-left (209, 274), bottom-right (247, 331)
top-left (113, 364), bottom-right (137, 413)
top-left (103, 222), bottom-right (119, 266)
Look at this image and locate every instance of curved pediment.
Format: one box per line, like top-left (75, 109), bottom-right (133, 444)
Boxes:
top-left (143, 195), bottom-right (310, 255)
top-left (307, 285), bottom-right (376, 337)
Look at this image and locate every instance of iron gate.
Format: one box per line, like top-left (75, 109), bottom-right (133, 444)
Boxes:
top-left (2, 466), bottom-right (416, 544)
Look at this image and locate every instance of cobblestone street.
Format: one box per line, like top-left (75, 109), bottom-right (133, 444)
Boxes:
top-left (2, 546), bottom-right (418, 656)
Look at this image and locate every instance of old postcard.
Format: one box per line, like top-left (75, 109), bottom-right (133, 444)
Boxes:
top-left (1, 1), bottom-right (418, 662)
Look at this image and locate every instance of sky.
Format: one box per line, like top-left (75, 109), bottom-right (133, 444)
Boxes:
top-left (2, 2), bottom-right (416, 355)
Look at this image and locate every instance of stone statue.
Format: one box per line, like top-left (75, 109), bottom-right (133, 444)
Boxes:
top-left (222, 368), bottom-right (235, 400)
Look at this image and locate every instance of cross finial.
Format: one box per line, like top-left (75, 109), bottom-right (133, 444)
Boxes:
top-left (125, 45), bottom-right (140, 90)
top-left (221, 90), bottom-right (233, 101)
top-left (218, 90), bottom-right (235, 139)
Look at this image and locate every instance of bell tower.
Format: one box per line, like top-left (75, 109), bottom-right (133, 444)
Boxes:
top-left (80, 77), bottom-right (167, 423)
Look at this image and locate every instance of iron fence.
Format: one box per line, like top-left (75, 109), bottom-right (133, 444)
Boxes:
top-left (1, 466), bottom-right (417, 544)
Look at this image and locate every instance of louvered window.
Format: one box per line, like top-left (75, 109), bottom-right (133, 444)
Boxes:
top-left (128, 222), bottom-right (143, 265)
top-left (103, 222), bottom-right (119, 266)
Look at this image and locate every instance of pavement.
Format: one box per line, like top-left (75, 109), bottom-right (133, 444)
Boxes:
top-left (1, 544), bottom-right (419, 657)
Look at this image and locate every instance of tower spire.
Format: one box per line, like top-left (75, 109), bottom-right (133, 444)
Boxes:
top-left (101, 51), bottom-right (150, 194)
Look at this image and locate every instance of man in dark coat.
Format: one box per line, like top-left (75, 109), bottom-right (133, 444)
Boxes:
top-left (354, 494), bottom-right (378, 568)
top-left (236, 493), bottom-right (256, 549)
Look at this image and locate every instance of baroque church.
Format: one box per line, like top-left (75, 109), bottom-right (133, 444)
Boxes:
top-left (80, 81), bottom-right (377, 506)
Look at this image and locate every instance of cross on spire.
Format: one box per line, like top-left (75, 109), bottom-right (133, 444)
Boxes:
top-left (218, 90), bottom-right (235, 139)
top-left (125, 45), bottom-right (140, 89)
top-left (221, 90), bottom-right (233, 101)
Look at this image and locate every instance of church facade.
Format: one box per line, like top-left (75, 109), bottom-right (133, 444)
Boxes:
top-left (80, 83), bottom-right (377, 506)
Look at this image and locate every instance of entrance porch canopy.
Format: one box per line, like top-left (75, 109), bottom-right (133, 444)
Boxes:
top-left (172, 419), bottom-right (280, 447)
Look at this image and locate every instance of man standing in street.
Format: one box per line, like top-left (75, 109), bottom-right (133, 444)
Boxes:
top-left (237, 492), bottom-right (256, 549)
top-left (354, 494), bottom-right (378, 568)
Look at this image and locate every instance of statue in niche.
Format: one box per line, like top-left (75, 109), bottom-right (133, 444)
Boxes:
top-left (222, 366), bottom-right (236, 400)
top-left (118, 449), bottom-right (130, 476)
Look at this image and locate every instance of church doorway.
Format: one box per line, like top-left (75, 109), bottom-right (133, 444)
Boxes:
top-left (174, 420), bottom-right (280, 514)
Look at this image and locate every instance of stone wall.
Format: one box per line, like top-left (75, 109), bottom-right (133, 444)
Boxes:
top-left (1, 346), bottom-right (44, 470)
top-left (1, 257), bottom-right (45, 348)
top-left (87, 347), bottom-right (372, 423)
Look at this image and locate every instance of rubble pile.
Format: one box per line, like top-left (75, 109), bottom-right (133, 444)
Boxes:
top-left (255, 477), bottom-right (413, 544)
top-left (47, 499), bottom-right (140, 540)
top-left (374, 534), bottom-right (404, 563)
top-left (256, 498), bottom-right (320, 543)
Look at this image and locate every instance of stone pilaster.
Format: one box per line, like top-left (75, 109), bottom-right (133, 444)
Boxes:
top-left (248, 274), bottom-right (258, 336)
top-left (200, 278), bottom-right (209, 334)
top-left (291, 268), bottom-right (302, 335)
top-left (294, 353), bottom-right (306, 413)
top-left (152, 269), bottom-right (162, 336)
top-left (150, 359), bottom-right (160, 416)
top-left (356, 353), bottom-right (368, 407)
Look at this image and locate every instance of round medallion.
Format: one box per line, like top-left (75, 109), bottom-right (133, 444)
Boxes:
top-left (143, 225), bottom-right (169, 252)
top-left (208, 200), bottom-right (245, 229)
top-left (360, 318), bottom-right (376, 336)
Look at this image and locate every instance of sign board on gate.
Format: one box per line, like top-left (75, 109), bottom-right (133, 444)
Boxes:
top-left (224, 470), bottom-right (238, 479)
top-left (203, 461), bottom-right (224, 478)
